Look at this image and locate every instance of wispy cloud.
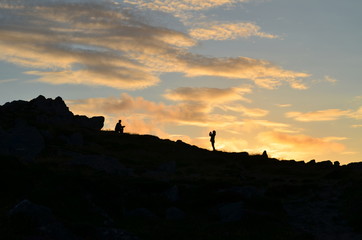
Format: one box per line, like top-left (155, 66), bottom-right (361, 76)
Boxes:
top-left (123, 0), bottom-right (250, 13)
top-left (180, 55), bottom-right (310, 89)
top-left (258, 131), bottom-right (346, 154)
top-left (324, 75), bottom-right (338, 83)
top-left (189, 22), bottom-right (278, 41)
top-left (286, 107), bottom-right (362, 122)
top-left (312, 75), bottom-right (338, 85)
top-left (0, 0), bottom-right (310, 90)
top-left (163, 86), bottom-right (270, 118)
top-left (286, 109), bottom-right (352, 122)
top-left (218, 104), bottom-right (269, 117)
top-left (164, 86), bottom-right (252, 103)
top-left (0, 78), bottom-right (17, 83)
top-left (241, 119), bottom-right (297, 133)
top-left (276, 104), bottom-right (292, 108)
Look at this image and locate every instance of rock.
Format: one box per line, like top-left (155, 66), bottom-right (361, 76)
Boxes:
top-left (70, 154), bottom-right (133, 176)
top-left (74, 115), bottom-right (104, 130)
top-left (0, 95), bottom-right (104, 131)
top-left (62, 132), bottom-right (84, 146)
top-left (30, 95), bottom-right (72, 117)
top-left (218, 201), bottom-right (245, 222)
top-left (157, 161), bottom-right (176, 174)
top-left (125, 208), bottom-right (157, 219)
top-left (164, 185), bottom-right (179, 202)
top-left (0, 127), bottom-right (10, 156)
top-left (166, 207), bottom-right (185, 220)
top-left (318, 160), bottom-right (333, 168)
top-left (218, 186), bottom-right (265, 199)
top-left (96, 227), bottom-right (140, 240)
top-left (307, 159), bottom-right (316, 165)
top-left (0, 121), bottom-right (44, 161)
top-left (8, 200), bottom-right (76, 240)
top-left (9, 200), bottom-right (54, 224)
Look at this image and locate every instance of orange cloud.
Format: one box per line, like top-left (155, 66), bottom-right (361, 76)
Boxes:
top-left (351, 107), bottom-right (362, 119)
top-left (218, 105), bottom-right (269, 117)
top-left (276, 104), bottom-right (292, 108)
top-left (258, 131), bottom-right (346, 154)
top-left (164, 86), bottom-right (252, 103)
top-left (286, 109), bottom-right (352, 122)
top-left (241, 119), bottom-right (296, 133)
top-left (324, 75), bottom-right (337, 83)
top-left (181, 55), bottom-right (310, 89)
top-left (26, 69), bottom-right (159, 90)
top-left (189, 22), bottom-right (278, 41)
top-left (124, 0), bottom-right (250, 12)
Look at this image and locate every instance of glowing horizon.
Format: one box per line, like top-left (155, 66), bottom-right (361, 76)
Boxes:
top-left (1, 0), bottom-right (362, 164)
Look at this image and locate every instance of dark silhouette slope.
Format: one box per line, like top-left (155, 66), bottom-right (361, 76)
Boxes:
top-left (0, 96), bottom-right (362, 240)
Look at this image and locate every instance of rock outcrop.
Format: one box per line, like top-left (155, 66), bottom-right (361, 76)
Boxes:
top-left (0, 95), bottom-right (104, 160)
top-left (0, 95), bottom-right (104, 130)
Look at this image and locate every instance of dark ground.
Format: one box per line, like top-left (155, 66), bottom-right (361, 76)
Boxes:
top-left (1, 129), bottom-right (362, 240)
top-left (1, 96), bottom-right (362, 240)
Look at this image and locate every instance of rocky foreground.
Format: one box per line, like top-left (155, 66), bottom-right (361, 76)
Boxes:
top-left (0, 96), bottom-right (362, 240)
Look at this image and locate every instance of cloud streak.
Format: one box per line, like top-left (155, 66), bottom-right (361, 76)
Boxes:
top-left (286, 107), bottom-right (362, 122)
top-left (189, 22), bottom-right (278, 41)
top-left (258, 131), bottom-right (346, 154)
top-left (164, 86), bottom-right (252, 103)
top-left (286, 109), bottom-right (352, 122)
top-left (123, 0), bottom-right (250, 13)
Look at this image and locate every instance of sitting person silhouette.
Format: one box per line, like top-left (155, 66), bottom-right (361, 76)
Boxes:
top-left (115, 120), bottom-right (125, 134)
top-left (209, 130), bottom-right (216, 151)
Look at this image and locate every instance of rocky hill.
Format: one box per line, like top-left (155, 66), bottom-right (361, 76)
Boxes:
top-left (0, 96), bottom-right (362, 240)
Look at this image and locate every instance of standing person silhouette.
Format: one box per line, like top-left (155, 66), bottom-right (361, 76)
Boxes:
top-left (115, 120), bottom-right (125, 134)
top-left (209, 130), bottom-right (216, 151)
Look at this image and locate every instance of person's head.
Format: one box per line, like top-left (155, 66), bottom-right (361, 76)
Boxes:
top-left (118, 120), bottom-right (122, 123)
top-left (213, 130), bottom-right (216, 134)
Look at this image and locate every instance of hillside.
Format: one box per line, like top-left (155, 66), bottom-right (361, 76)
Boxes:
top-left (0, 96), bottom-right (362, 240)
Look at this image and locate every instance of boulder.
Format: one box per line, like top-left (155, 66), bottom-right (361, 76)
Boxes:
top-left (125, 208), bottom-right (158, 219)
top-left (166, 207), bottom-right (185, 220)
top-left (0, 95), bottom-right (104, 131)
top-left (157, 161), bottom-right (176, 174)
top-left (96, 228), bottom-right (140, 240)
top-left (307, 159), bottom-right (316, 165)
top-left (0, 121), bottom-right (44, 161)
top-left (74, 115), bottom-right (104, 130)
top-left (318, 160), bottom-right (333, 168)
top-left (70, 154), bottom-right (133, 176)
top-left (164, 185), bottom-right (179, 202)
top-left (30, 95), bottom-right (73, 117)
top-left (218, 201), bottom-right (245, 222)
top-left (60, 132), bottom-right (84, 146)
top-left (8, 200), bottom-right (76, 240)
top-left (218, 186), bottom-right (265, 199)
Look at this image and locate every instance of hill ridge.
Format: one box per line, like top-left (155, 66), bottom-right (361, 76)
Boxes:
top-left (1, 96), bottom-right (362, 240)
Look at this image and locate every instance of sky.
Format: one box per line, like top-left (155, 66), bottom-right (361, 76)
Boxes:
top-left (1, 0), bottom-right (362, 164)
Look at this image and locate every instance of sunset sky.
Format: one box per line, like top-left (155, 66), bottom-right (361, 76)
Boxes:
top-left (1, 0), bottom-right (362, 164)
